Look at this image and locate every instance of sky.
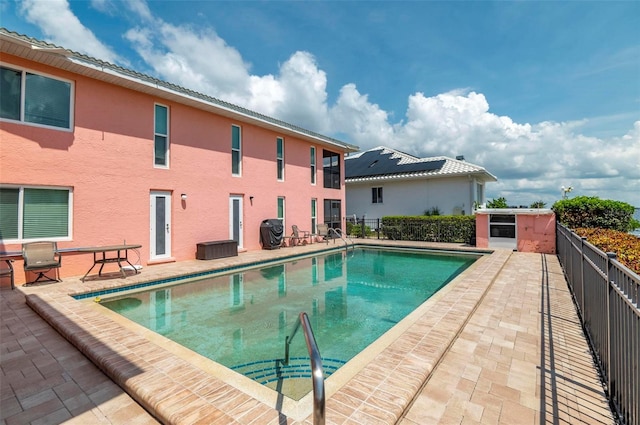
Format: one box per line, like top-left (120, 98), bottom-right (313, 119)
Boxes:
top-left (2, 0), bottom-right (639, 207)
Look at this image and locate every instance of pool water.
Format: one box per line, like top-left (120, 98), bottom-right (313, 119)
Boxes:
top-left (101, 248), bottom-right (477, 399)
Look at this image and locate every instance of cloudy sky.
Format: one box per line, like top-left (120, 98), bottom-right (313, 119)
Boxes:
top-left (2, 0), bottom-right (639, 207)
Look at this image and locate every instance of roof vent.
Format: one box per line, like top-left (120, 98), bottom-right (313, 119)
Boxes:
top-left (456, 155), bottom-right (465, 161)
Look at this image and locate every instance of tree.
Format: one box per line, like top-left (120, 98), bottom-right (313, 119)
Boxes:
top-left (530, 200), bottom-right (546, 208)
top-left (486, 197), bottom-right (508, 208)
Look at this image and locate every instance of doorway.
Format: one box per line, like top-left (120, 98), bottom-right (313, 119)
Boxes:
top-left (150, 191), bottom-right (171, 260)
top-left (229, 195), bottom-right (243, 249)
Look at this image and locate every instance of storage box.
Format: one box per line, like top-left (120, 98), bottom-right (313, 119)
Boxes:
top-left (196, 240), bottom-right (238, 260)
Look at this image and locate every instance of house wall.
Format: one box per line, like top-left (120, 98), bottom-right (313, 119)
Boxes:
top-left (346, 176), bottom-right (476, 221)
top-left (0, 54), bottom-right (347, 284)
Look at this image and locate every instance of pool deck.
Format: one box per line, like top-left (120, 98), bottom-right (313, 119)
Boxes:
top-left (1, 240), bottom-right (616, 424)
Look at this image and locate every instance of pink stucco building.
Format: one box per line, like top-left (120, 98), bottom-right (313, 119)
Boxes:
top-left (475, 209), bottom-right (556, 254)
top-left (0, 29), bottom-right (357, 284)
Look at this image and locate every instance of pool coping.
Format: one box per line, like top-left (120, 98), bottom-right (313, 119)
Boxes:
top-left (21, 241), bottom-right (511, 424)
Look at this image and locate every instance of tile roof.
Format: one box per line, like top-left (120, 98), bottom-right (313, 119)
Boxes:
top-left (345, 146), bottom-right (497, 182)
top-left (0, 28), bottom-right (358, 152)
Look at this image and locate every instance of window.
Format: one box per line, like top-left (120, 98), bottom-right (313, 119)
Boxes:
top-left (277, 197), bottom-right (285, 230)
top-left (323, 150), bottom-right (340, 189)
top-left (276, 137), bottom-right (284, 181)
top-left (0, 65), bottom-right (72, 129)
top-left (0, 187), bottom-right (71, 241)
top-left (154, 104), bottom-right (169, 167)
top-left (310, 146), bottom-right (316, 184)
top-left (372, 187), bottom-right (383, 204)
top-left (477, 183), bottom-right (484, 205)
top-left (323, 199), bottom-right (341, 229)
top-left (232, 125), bottom-right (242, 176)
top-left (311, 198), bottom-right (317, 234)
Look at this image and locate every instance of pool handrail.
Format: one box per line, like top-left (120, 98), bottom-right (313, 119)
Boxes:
top-left (284, 312), bottom-right (325, 425)
top-left (328, 227), bottom-right (354, 251)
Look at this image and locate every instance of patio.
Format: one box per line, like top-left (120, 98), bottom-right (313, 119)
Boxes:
top-left (1, 241), bottom-right (615, 424)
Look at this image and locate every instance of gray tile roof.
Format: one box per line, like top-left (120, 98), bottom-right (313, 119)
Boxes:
top-left (345, 146), bottom-right (497, 182)
top-left (0, 27), bottom-right (358, 152)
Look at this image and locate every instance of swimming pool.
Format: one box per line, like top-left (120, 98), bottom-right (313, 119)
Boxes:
top-left (99, 247), bottom-right (478, 400)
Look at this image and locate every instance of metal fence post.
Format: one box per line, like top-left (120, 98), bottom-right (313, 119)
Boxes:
top-left (606, 252), bottom-right (616, 403)
top-left (580, 237), bottom-right (587, 315)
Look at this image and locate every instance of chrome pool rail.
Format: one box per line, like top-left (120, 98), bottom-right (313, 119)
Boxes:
top-left (328, 227), bottom-right (355, 251)
top-left (285, 312), bottom-right (325, 425)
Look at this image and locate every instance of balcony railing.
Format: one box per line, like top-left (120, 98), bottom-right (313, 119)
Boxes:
top-left (556, 223), bottom-right (639, 425)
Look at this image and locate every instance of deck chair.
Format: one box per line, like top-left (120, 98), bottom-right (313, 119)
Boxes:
top-left (0, 259), bottom-right (15, 290)
top-left (315, 223), bottom-right (330, 244)
top-left (292, 225), bottom-right (311, 245)
top-left (22, 242), bottom-right (62, 285)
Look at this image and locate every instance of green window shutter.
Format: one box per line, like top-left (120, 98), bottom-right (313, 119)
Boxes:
top-left (23, 189), bottom-right (69, 238)
top-left (0, 188), bottom-right (19, 240)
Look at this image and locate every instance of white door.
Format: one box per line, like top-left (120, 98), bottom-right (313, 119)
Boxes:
top-left (229, 195), bottom-right (243, 249)
top-left (150, 191), bottom-right (171, 260)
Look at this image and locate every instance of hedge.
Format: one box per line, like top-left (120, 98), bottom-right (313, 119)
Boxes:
top-left (381, 215), bottom-right (476, 244)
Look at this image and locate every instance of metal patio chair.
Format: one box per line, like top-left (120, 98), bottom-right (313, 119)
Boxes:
top-left (22, 241), bottom-right (62, 285)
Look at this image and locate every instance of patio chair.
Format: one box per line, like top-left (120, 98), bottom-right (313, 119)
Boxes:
top-left (0, 259), bottom-right (15, 290)
top-left (22, 241), bottom-right (62, 285)
top-left (315, 224), bottom-right (330, 244)
top-left (292, 225), bottom-right (311, 245)
top-left (282, 225), bottom-right (310, 247)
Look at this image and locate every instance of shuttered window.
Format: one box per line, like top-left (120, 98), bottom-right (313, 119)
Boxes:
top-left (0, 187), bottom-right (71, 241)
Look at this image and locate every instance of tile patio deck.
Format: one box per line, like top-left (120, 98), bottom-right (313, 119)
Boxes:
top-left (1, 241), bottom-right (615, 424)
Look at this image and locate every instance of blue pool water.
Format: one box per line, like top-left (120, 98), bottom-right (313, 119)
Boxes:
top-left (101, 247), bottom-right (477, 398)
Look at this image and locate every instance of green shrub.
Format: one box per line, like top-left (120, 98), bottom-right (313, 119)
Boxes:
top-left (423, 206), bottom-right (441, 216)
top-left (530, 200), bottom-right (546, 208)
top-left (381, 215), bottom-right (476, 244)
top-left (552, 196), bottom-right (637, 232)
top-left (346, 221), bottom-right (372, 237)
top-left (486, 197), bottom-right (508, 208)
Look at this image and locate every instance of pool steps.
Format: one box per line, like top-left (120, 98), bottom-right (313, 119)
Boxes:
top-left (231, 356), bottom-right (346, 384)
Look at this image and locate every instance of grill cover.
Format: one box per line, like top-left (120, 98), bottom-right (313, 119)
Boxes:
top-left (260, 219), bottom-right (284, 249)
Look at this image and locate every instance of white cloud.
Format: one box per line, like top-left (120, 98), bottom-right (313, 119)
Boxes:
top-left (20, 0), bottom-right (640, 207)
top-left (19, 0), bottom-right (121, 64)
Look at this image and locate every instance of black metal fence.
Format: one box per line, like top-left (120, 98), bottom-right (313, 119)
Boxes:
top-left (556, 223), bottom-right (639, 425)
top-left (343, 216), bottom-right (475, 244)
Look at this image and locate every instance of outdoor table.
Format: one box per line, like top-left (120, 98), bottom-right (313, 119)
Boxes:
top-left (77, 244), bottom-right (142, 281)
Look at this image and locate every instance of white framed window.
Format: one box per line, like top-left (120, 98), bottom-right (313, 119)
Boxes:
top-left (277, 137), bottom-right (284, 181)
top-left (372, 187), bottom-right (383, 204)
top-left (154, 104), bottom-right (169, 167)
top-left (277, 196), bottom-right (285, 230)
top-left (0, 64), bottom-right (73, 130)
top-left (232, 124), bottom-right (242, 176)
top-left (311, 198), bottom-right (317, 234)
top-left (310, 146), bottom-right (316, 185)
top-left (0, 186), bottom-right (72, 242)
